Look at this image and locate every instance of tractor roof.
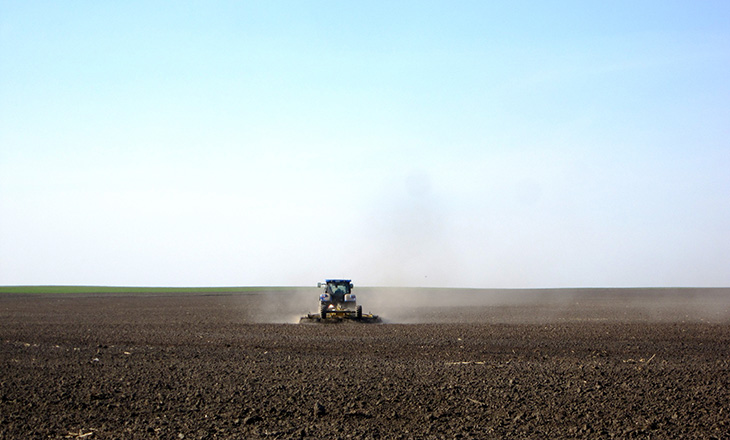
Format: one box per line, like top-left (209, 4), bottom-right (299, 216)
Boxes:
top-left (325, 279), bottom-right (351, 284)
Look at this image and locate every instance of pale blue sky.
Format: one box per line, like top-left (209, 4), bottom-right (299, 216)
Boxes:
top-left (1, 1), bottom-right (729, 287)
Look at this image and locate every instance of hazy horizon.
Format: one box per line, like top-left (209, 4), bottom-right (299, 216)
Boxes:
top-left (2, 2), bottom-right (729, 288)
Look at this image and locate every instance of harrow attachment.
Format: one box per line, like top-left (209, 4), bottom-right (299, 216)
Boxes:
top-left (299, 310), bottom-right (381, 324)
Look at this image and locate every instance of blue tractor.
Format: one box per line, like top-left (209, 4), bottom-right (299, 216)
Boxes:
top-left (300, 279), bottom-right (380, 323)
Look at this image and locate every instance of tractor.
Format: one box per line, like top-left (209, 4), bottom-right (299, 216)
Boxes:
top-left (299, 279), bottom-right (380, 323)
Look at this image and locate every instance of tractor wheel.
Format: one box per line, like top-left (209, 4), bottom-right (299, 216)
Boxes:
top-left (320, 303), bottom-right (328, 320)
top-left (356, 305), bottom-right (362, 319)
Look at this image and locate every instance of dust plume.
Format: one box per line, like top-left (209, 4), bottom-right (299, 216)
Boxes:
top-left (358, 170), bottom-right (463, 289)
top-left (239, 287), bottom-right (319, 324)
top-left (351, 287), bottom-right (730, 324)
top-left (236, 287), bottom-right (730, 324)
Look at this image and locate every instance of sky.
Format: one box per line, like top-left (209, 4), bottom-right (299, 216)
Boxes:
top-left (1, 1), bottom-right (729, 288)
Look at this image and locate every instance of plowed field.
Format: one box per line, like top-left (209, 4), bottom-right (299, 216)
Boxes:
top-left (1, 288), bottom-right (729, 439)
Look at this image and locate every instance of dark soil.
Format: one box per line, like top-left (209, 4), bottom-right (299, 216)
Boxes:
top-left (1, 288), bottom-right (729, 439)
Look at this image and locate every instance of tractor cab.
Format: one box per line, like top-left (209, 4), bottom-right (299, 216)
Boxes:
top-left (316, 279), bottom-right (359, 318)
top-left (322, 279), bottom-right (353, 303)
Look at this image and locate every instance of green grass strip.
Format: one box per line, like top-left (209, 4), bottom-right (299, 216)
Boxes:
top-left (0, 285), bottom-right (301, 294)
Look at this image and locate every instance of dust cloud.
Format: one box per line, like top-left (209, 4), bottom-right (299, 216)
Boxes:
top-left (238, 288), bottom-right (318, 324)
top-left (357, 170), bottom-right (464, 289)
top-left (255, 287), bottom-right (730, 324)
top-left (361, 287), bottom-right (730, 324)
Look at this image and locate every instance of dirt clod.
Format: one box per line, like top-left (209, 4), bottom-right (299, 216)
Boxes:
top-left (243, 415), bottom-right (262, 425)
top-left (314, 402), bottom-right (326, 417)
